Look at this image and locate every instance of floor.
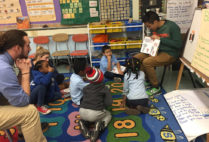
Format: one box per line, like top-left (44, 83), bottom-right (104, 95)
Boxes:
top-left (56, 62), bottom-right (202, 92)
top-left (55, 61), bottom-right (207, 142)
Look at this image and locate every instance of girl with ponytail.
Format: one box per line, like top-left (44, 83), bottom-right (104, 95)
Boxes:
top-left (121, 57), bottom-right (150, 115)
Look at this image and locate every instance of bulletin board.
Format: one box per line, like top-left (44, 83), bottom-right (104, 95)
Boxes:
top-left (0, 0), bottom-right (61, 26)
top-left (0, 0), bottom-right (22, 24)
top-left (60, 0), bottom-right (100, 25)
top-left (100, 0), bottom-right (130, 21)
top-left (25, 0), bottom-right (56, 22)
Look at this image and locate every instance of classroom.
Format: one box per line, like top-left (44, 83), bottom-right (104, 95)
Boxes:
top-left (0, 0), bottom-right (209, 142)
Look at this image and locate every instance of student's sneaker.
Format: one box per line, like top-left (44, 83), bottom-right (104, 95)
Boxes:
top-left (90, 121), bottom-right (104, 142)
top-left (105, 84), bottom-right (111, 89)
top-left (37, 106), bottom-right (51, 115)
top-left (114, 77), bottom-right (122, 83)
top-left (41, 122), bottom-right (50, 133)
top-left (18, 122), bottom-right (49, 140)
top-left (146, 87), bottom-right (161, 96)
top-left (125, 107), bottom-right (141, 115)
top-left (78, 120), bottom-right (90, 139)
top-left (145, 81), bottom-right (152, 89)
top-left (136, 105), bottom-right (150, 114)
top-left (18, 133), bottom-right (24, 141)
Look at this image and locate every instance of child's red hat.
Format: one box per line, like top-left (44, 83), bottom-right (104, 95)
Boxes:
top-left (85, 67), bottom-right (104, 83)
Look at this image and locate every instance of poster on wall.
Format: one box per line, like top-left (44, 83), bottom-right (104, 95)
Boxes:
top-left (166, 0), bottom-right (198, 33)
top-left (60, 0), bottom-right (100, 25)
top-left (0, 0), bottom-right (22, 24)
top-left (25, 0), bottom-right (56, 22)
top-left (100, 0), bottom-right (130, 21)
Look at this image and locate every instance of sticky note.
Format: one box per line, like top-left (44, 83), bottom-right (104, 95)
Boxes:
top-left (78, 2), bottom-right (82, 7)
top-left (68, 9), bottom-right (72, 13)
top-left (71, 13), bottom-right (75, 18)
top-left (73, 8), bottom-right (77, 13)
top-left (79, 8), bottom-right (83, 13)
top-left (89, 1), bottom-right (97, 7)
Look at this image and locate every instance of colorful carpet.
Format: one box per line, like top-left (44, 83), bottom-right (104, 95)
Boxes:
top-left (39, 81), bottom-right (189, 142)
top-left (0, 74), bottom-right (203, 142)
top-left (44, 80), bottom-right (189, 142)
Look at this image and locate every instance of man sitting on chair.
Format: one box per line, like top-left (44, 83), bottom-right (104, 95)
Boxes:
top-left (134, 11), bottom-right (182, 95)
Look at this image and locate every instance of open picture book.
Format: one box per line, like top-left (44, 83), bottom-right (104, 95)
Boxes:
top-left (140, 36), bottom-right (160, 56)
top-left (111, 66), bottom-right (126, 74)
top-left (164, 88), bottom-right (209, 141)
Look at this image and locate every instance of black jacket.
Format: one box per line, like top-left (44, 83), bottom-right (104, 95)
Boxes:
top-left (80, 83), bottom-right (112, 110)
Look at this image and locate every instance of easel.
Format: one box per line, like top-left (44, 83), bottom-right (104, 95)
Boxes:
top-left (175, 57), bottom-right (209, 90)
top-left (175, 57), bottom-right (209, 142)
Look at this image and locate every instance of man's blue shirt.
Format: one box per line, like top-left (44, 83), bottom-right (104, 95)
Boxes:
top-left (0, 52), bottom-right (29, 106)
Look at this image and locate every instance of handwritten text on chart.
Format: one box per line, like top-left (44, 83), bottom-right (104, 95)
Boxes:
top-left (166, 95), bottom-right (204, 124)
top-left (203, 10), bottom-right (209, 22)
top-left (167, 0), bottom-right (197, 33)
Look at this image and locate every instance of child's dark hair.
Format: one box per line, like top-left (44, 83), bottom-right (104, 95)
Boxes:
top-left (73, 58), bottom-right (87, 74)
top-left (125, 57), bottom-right (140, 79)
top-left (142, 11), bottom-right (160, 24)
top-left (34, 60), bottom-right (46, 71)
top-left (102, 45), bottom-right (111, 53)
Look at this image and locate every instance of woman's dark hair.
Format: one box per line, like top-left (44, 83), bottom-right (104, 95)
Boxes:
top-left (102, 45), bottom-right (111, 53)
top-left (0, 30), bottom-right (27, 54)
top-left (34, 60), bottom-right (46, 71)
top-left (125, 57), bottom-right (141, 80)
top-left (142, 11), bottom-right (160, 24)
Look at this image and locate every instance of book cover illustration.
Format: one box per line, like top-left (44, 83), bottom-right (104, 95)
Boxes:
top-left (111, 66), bottom-right (126, 74)
top-left (140, 36), bottom-right (160, 56)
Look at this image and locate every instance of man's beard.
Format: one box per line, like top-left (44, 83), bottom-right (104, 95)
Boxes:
top-left (18, 49), bottom-right (28, 59)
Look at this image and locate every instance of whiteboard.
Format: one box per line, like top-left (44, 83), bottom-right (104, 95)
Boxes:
top-left (183, 9), bottom-right (202, 62)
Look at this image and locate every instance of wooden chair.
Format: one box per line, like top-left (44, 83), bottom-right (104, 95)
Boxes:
top-left (69, 34), bottom-right (88, 64)
top-left (29, 36), bottom-right (50, 59)
top-left (51, 33), bottom-right (71, 66)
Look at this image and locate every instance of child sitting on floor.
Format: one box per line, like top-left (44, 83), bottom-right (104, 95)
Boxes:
top-left (121, 57), bottom-right (150, 115)
top-left (30, 60), bottom-right (62, 114)
top-left (100, 45), bottom-right (125, 82)
top-left (70, 58), bottom-right (89, 106)
top-left (79, 67), bottom-right (112, 142)
top-left (31, 46), bottom-right (69, 90)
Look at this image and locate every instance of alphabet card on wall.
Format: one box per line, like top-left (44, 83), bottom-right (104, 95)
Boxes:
top-left (140, 36), bottom-right (160, 56)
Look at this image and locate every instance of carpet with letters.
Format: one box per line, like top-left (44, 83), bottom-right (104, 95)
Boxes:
top-left (0, 74), bottom-right (203, 142)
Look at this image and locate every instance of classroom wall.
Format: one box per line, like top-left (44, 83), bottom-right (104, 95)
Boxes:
top-left (2, 0), bottom-right (202, 58)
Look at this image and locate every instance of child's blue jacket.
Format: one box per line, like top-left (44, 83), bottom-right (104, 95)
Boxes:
top-left (30, 70), bottom-right (60, 101)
